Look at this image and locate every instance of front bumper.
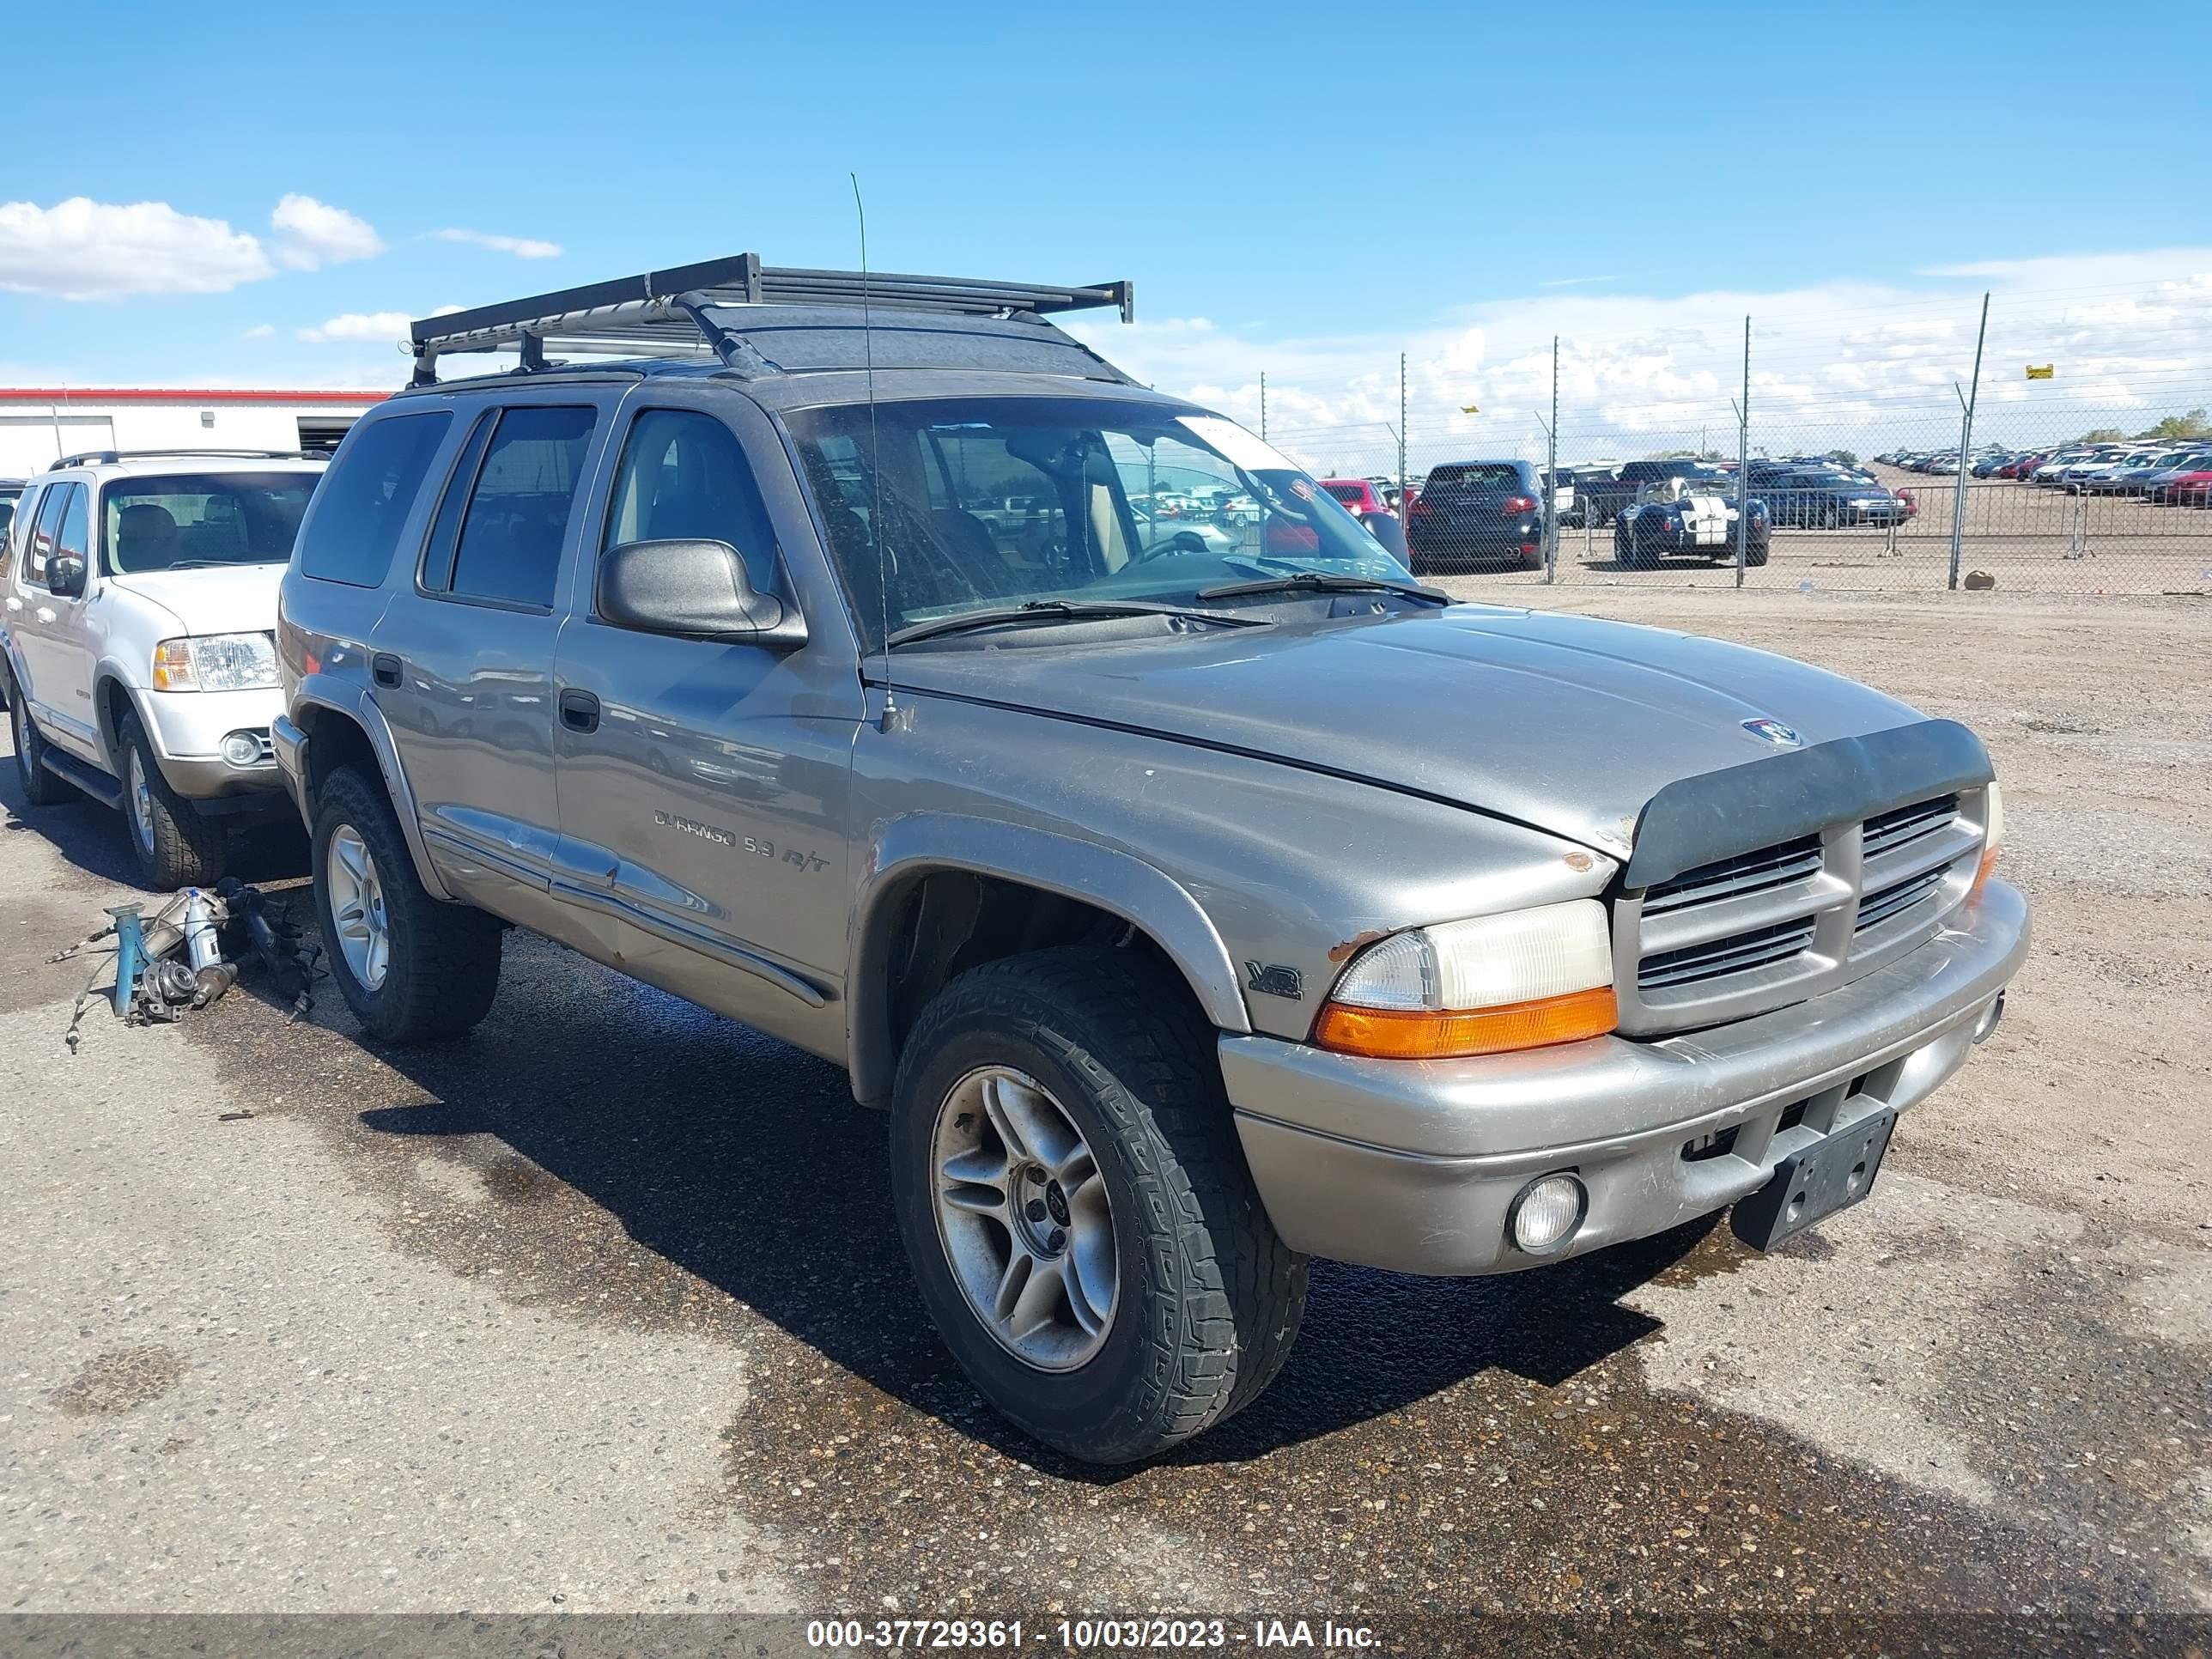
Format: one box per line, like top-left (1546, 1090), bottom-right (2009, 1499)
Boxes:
top-left (140, 684), bottom-right (287, 802)
top-left (1224, 878), bottom-right (2028, 1275)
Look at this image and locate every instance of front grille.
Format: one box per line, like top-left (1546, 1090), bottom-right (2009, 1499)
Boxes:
top-left (1644, 834), bottom-right (1823, 914)
top-left (1863, 793), bottom-right (1958, 859)
top-left (1640, 916), bottom-right (1818, 989)
top-left (1615, 786), bottom-right (1989, 1034)
top-left (1856, 866), bottom-right (1947, 932)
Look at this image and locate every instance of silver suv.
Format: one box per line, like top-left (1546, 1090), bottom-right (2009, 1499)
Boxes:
top-left (271, 257), bottom-right (2028, 1464)
top-left (3, 450), bottom-right (325, 885)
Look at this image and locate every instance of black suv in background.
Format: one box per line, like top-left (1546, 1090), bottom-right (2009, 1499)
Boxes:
top-left (1405, 459), bottom-right (1548, 573)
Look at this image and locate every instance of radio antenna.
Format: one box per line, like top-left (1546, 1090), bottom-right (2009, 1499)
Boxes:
top-left (852, 171), bottom-right (898, 732)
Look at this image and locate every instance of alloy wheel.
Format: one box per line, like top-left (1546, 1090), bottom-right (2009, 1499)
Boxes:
top-left (326, 823), bottom-right (390, 990)
top-left (931, 1065), bottom-right (1118, 1370)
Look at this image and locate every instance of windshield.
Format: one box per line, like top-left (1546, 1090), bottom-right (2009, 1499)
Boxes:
top-left (783, 397), bottom-right (1410, 649)
top-left (101, 472), bottom-right (319, 574)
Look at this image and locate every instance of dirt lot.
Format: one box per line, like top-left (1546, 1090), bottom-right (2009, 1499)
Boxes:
top-left (3, 588), bottom-right (2208, 1654)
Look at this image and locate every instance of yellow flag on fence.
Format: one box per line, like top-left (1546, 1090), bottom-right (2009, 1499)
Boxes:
top-left (2025, 365), bottom-right (2055, 380)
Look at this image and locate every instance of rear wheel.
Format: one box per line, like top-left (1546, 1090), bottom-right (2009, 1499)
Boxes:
top-left (6, 672), bottom-right (71, 807)
top-left (890, 948), bottom-right (1306, 1463)
top-left (313, 764), bottom-right (503, 1042)
top-left (118, 709), bottom-right (226, 889)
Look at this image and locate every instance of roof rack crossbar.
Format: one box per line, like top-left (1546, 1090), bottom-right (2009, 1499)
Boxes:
top-left (405, 252), bottom-right (1132, 385)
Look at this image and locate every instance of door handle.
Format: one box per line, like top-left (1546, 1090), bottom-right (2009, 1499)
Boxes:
top-left (371, 653), bottom-right (403, 688)
top-left (559, 689), bottom-right (601, 733)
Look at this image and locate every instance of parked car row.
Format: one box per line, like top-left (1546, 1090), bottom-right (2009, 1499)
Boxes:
top-left (1880, 443), bottom-right (2212, 505)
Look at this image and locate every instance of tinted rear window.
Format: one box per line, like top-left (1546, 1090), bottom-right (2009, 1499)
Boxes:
top-left (297, 411), bottom-right (453, 587)
top-left (1425, 464), bottom-right (1522, 490)
top-left (1322, 483), bottom-right (1365, 504)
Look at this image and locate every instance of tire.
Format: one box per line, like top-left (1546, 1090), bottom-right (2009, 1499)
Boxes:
top-left (1623, 519), bottom-right (1662, 570)
top-left (312, 763), bottom-right (503, 1043)
top-left (890, 947), bottom-right (1307, 1464)
top-left (1745, 539), bottom-right (1771, 568)
top-left (117, 709), bottom-right (227, 889)
top-left (5, 669), bottom-right (71, 807)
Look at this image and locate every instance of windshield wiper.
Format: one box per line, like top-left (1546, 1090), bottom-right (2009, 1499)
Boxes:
top-left (886, 599), bottom-right (1265, 649)
top-left (1197, 572), bottom-right (1449, 605)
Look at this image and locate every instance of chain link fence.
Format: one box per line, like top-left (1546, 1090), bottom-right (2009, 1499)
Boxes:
top-left (1253, 332), bottom-right (2212, 598)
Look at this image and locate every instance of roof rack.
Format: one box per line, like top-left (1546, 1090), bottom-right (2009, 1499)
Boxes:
top-left (405, 253), bottom-right (1134, 386)
top-left (46, 448), bottom-right (319, 471)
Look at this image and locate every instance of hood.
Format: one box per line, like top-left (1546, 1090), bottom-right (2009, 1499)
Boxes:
top-left (892, 605), bottom-right (1932, 861)
top-left (106, 563), bottom-right (283, 636)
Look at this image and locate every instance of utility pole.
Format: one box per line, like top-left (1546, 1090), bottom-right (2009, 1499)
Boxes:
top-left (1398, 352), bottom-right (1407, 509)
top-left (1260, 372), bottom-right (1267, 442)
top-left (1948, 292), bottom-right (1990, 592)
top-left (1734, 317), bottom-right (1750, 589)
top-left (1546, 335), bottom-right (1560, 584)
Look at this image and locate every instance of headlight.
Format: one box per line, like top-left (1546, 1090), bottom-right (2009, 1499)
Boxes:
top-left (1312, 899), bottom-right (1618, 1060)
top-left (151, 632), bottom-right (280, 693)
top-left (1971, 781), bottom-right (2003, 897)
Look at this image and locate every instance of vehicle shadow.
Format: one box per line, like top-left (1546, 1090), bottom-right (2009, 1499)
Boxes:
top-left (0, 727), bottom-right (307, 891)
top-left (334, 930), bottom-right (1716, 1475)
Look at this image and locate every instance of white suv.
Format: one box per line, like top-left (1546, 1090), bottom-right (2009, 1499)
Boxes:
top-left (1, 450), bottom-right (325, 887)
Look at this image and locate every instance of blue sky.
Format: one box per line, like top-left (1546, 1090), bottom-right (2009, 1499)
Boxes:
top-left (4, 0), bottom-right (2207, 459)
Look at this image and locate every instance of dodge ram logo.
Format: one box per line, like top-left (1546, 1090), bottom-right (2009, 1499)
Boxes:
top-left (1741, 718), bottom-right (1802, 748)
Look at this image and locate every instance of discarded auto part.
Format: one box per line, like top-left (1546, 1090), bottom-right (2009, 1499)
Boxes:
top-left (182, 888), bottom-right (220, 970)
top-left (191, 961), bottom-right (239, 1010)
top-left (107, 904), bottom-right (146, 1018)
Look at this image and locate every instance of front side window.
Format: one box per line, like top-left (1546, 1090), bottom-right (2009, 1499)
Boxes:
top-left (783, 396), bottom-right (1404, 648)
top-left (601, 409), bottom-right (778, 592)
top-left (51, 484), bottom-right (89, 580)
top-left (297, 411), bottom-right (452, 587)
top-left (446, 405), bottom-right (597, 610)
top-left (102, 474), bottom-right (319, 574)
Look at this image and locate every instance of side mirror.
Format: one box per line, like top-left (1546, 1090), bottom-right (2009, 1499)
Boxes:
top-left (46, 556), bottom-right (88, 599)
top-left (596, 538), bottom-right (806, 650)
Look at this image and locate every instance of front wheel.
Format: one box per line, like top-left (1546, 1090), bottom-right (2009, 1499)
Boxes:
top-left (313, 764), bottom-right (504, 1042)
top-left (890, 948), bottom-right (1306, 1464)
top-left (118, 709), bottom-right (226, 888)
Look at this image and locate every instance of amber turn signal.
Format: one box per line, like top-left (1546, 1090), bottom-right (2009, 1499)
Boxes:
top-left (1313, 985), bottom-right (1620, 1060)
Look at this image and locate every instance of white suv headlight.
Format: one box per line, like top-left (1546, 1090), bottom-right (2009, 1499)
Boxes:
top-left (152, 632), bottom-right (279, 693)
top-left (1315, 899), bottom-right (1618, 1059)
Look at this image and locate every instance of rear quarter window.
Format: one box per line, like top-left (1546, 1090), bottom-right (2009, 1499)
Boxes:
top-left (296, 410), bottom-right (454, 587)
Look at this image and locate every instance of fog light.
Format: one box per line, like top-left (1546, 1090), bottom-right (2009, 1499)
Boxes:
top-left (220, 732), bottom-right (262, 767)
top-left (1509, 1172), bottom-right (1587, 1255)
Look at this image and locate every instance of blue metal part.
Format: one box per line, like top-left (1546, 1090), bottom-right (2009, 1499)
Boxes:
top-left (108, 904), bottom-right (144, 1018)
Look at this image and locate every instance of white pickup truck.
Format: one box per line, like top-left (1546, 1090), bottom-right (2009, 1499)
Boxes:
top-left (2, 450), bottom-right (325, 886)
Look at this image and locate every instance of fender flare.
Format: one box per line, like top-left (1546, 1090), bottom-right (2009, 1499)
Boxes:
top-left (289, 674), bottom-right (455, 902)
top-left (847, 813), bottom-right (1251, 1106)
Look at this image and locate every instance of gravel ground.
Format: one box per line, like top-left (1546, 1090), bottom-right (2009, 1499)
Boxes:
top-left (3, 589), bottom-right (2208, 1655)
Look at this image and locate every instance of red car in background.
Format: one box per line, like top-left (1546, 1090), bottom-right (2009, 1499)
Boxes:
top-left (1320, 477), bottom-right (1394, 517)
top-left (1320, 477), bottom-right (1411, 564)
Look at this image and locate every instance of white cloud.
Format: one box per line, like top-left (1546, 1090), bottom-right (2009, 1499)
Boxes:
top-left (241, 323), bottom-right (275, 339)
top-left (269, 193), bottom-right (384, 270)
top-left (435, 227), bottom-right (562, 260)
top-left (0, 197), bottom-right (271, 299)
top-left (298, 303), bottom-right (459, 344)
top-left (1066, 248), bottom-right (2212, 469)
top-left (0, 192), bottom-right (383, 300)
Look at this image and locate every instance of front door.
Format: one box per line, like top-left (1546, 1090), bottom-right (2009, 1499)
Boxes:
top-left (550, 398), bottom-right (862, 1059)
top-left (371, 398), bottom-right (611, 937)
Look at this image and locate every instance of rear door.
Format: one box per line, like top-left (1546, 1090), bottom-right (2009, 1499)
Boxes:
top-left (371, 393), bottom-right (617, 937)
top-left (549, 387), bottom-right (864, 1057)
